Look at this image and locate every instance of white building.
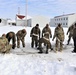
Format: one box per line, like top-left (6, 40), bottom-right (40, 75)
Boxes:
top-left (0, 18), bottom-right (7, 26)
top-left (50, 13), bottom-right (76, 27)
top-left (16, 14), bottom-right (32, 27)
top-left (7, 20), bottom-right (16, 26)
top-left (32, 15), bottom-right (50, 27)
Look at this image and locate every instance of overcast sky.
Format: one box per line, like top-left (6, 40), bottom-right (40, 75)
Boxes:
top-left (0, 0), bottom-right (76, 19)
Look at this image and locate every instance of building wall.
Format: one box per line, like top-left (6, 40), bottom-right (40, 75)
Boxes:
top-left (68, 14), bottom-right (76, 27)
top-left (0, 18), bottom-right (7, 26)
top-left (50, 16), bottom-right (68, 27)
top-left (50, 13), bottom-right (76, 28)
top-left (16, 20), bottom-right (26, 26)
top-left (16, 19), bottom-right (31, 27)
top-left (32, 16), bottom-right (50, 27)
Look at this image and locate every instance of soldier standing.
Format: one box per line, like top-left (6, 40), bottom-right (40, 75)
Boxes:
top-left (38, 24), bottom-right (53, 54)
top-left (52, 23), bottom-right (64, 52)
top-left (72, 23), bottom-right (76, 53)
top-left (6, 32), bottom-right (16, 49)
top-left (0, 34), bottom-right (12, 53)
top-left (66, 25), bottom-right (74, 45)
top-left (30, 24), bottom-right (41, 48)
top-left (16, 29), bottom-right (27, 48)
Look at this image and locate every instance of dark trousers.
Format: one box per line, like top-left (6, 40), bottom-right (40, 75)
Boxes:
top-left (31, 36), bottom-right (38, 48)
top-left (73, 37), bottom-right (76, 52)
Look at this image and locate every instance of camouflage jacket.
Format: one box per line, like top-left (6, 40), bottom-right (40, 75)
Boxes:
top-left (42, 27), bottom-right (52, 39)
top-left (16, 30), bottom-right (27, 39)
top-left (67, 25), bottom-right (74, 35)
top-left (0, 37), bottom-right (8, 51)
top-left (30, 26), bottom-right (41, 38)
top-left (53, 26), bottom-right (64, 41)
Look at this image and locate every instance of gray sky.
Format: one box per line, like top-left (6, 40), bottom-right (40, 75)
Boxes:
top-left (0, 0), bottom-right (76, 19)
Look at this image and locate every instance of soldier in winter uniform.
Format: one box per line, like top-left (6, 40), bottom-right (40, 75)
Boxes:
top-left (30, 24), bottom-right (41, 48)
top-left (52, 23), bottom-right (64, 52)
top-left (0, 34), bottom-right (12, 53)
top-left (66, 25), bottom-right (74, 45)
top-left (6, 32), bottom-right (16, 49)
top-left (16, 29), bottom-right (27, 48)
top-left (72, 23), bottom-right (76, 53)
top-left (38, 24), bottom-right (53, 54)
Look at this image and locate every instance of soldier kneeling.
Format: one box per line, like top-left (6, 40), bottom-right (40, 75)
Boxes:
top-left (0, 34), bottom-right (12, 53)
top-left (37, 37), bottom-right (53, 54)
top-left (6, 32), bottom-right (16, 49)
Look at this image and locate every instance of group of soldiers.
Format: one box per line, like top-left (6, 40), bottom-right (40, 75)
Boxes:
top-left (0, 29), bottom-right (27, 53)
top-left (30, 23), bottom-right (64, 53)
top-left (0, 23), bottom-right (76, 54)
top-left (30, 23), bottom-right (76, 54)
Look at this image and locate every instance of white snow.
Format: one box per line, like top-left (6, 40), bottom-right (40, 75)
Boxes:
top-left (0, 25), bottom-right (76, 75)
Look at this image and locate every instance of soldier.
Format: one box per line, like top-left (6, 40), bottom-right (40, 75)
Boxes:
top-left (16, 29), bottom-right (27, 48)
top-left (52, 23), bottom-right (64, 52)
top-left (66, 25), bottom-right (74, 45)
top-left (37, 37), bottom-right (52, 54)
top-left (30, 24), bottom-right (41, 48)
top-left (38, 24), bottom-right (53, 54)
top-left (0, 34), bottom-right (12, 53)
top-left (72, 23), bottom-right (76, 53)
top-left (42, 24), bottom-right (52, 39)
top-left (6, 32), bottom-right (16, 49)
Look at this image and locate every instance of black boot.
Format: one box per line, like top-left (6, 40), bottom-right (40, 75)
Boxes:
top-left (38, 47), bottom-right (43, 54)
top-left (67, 41), bottom-right (69, 45)
top-left (37, 47), bottom-right (43, 50)
top-left (38, 51), bottom-right (43, 54)
top-left (45, 51), bottom-right (48, 54)
top-left (46, 48), bottom-right (48, 54)
top-left (51, 48), bottom-right (53, 50)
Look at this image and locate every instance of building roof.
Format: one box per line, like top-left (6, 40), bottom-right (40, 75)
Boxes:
top-left (17, 15), bottom-right (25, 19)
top-left (16, 14), bottom-right (32, 20)
top-left (7, 20), bottom-right (16, 23)
top-left (54, 13), bottom-right (75, 18)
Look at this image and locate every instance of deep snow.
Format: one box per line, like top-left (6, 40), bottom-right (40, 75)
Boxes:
top-left (0, 25), bottom-right (76, 75)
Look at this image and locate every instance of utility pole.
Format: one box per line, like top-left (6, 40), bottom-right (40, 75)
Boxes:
top-left (18, 7), bottom-right (20, 14)
top-left (25, 0), bottom-right (27, 26)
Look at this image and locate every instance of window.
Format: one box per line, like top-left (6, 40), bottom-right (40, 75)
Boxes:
top-left (66, 17), bottom-right (68, 20)
top-left (66, 23), bottom-right (67, 25)
top-left (64, 18), bottom-right (65, 20)
top-left (63, 23), bottom-right (65, 25)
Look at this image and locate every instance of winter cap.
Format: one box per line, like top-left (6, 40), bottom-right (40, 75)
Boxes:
top-left (2, 34), bottom-right (6, 37)
top-left (22, 29), bottom-right (26, 33)
top-left (36, 24), bottom-right (39, 26)
top-left (58, 23), bottom-right (61, 27)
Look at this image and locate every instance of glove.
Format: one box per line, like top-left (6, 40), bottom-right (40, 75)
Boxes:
top-left (30, 34), bottom-right (32, 37)
top-left (66, 32), bottom-right (68, 35)
top-left (52, 38), bottom-right (54, 41)
top-left (50, 35), bottom-right (52, 38)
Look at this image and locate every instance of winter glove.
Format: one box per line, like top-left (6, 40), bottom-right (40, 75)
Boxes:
top-left (30, 34), bottom-right (32, 37)
top-left (50, 35), bottom-right (52, 38)
top-left (66, 32), bottom-right (68, 35)
top-left (52, 39), bottom-right (54, 41)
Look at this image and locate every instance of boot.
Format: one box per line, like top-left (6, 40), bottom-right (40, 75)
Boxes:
top-left (38, 51), bottom-right (43, 54)
top-left (38, 47), bottom-right (43, 54)
top-left (45, 51), bottom-right (48, 54)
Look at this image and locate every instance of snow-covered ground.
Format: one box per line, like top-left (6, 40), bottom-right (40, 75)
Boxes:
top-left (0, 25), bottom-right (76, 75)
